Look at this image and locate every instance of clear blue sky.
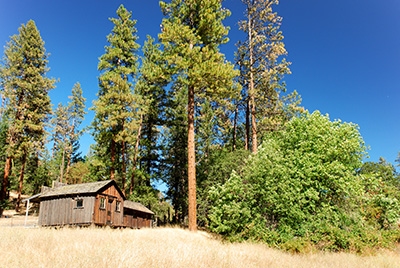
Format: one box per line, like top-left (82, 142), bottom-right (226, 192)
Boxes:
top-left (1, 0), bottom-right (399, 166)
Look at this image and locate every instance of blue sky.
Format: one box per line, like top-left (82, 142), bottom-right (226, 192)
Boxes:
top-left (0, 0), bottom-right (399, 166)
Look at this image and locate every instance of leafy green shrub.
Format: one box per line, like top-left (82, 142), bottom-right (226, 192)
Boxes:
top-left (209, 111), bottom-right (399, 252)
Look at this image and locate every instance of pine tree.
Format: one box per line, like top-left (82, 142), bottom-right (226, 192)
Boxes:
top-left (159, 0), bottom-right (239, 231)
top-left (132, 36), bottom-right (168, 195)
top-left (65, 82), bottom-right (86, 177)
top-left (51, 103), bottom-right (70, 182)
top-left (24, 152), bottom-right (51, 195)
top-left (0, 20), bottom-right (54, 214)
top-left (236, 0), bottom-right (293, 153)
top-left (0, 35), bottom-right (20, 216)
top-left (50, 83), bottom-right (85, 183)
top-left (162, 87), bottom-right (188, 224)
top-left (91, 5), bottom-right (141, 192)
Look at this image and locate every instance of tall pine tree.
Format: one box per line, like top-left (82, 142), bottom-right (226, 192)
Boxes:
top-left (236, 0), bottom-right (297, 153)
top-left (51, 103), bottom-right (70, 182)
top-left (65, 82), bottom-right (86, 177)
top-left (91, 5), bottom-right (141, 192)
top-left (0, 20), bottom-right (54, 214)
top-left (159, 0), bottom-right (239, 231)
top-left (50, 82), bottom-right (86, 183)
top-left (132, 36), bottom-right (168, 194)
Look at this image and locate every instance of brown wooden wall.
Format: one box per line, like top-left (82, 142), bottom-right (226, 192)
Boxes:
top-left (38, 196), bottom-right (95, 226)
top-left (92, 184), bottom-right (124, 227)
top-left (123, 210), bottom-right (152, 228)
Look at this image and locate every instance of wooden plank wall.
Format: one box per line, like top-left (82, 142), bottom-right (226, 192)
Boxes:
top-left (93, 185), bottom-right (124, 227)
top-left (38, 196), bottom-right (95, 226)
top-left (124, 214), bottom-right (133, 228)
top-left (72, 196), bottom-right (95, 224)
top-left (123, 210), bottom-right (152, 228)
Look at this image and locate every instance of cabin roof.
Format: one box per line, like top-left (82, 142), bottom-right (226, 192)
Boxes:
top-left (40, 180), bottom-right (124, 199)
top-left (22, 193), bottom-right (42, 203)
top-left (124, 200), bottom-right (155, 215)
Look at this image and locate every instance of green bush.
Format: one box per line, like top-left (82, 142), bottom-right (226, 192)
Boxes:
top-left (209, 111), bottom-right (399, 252)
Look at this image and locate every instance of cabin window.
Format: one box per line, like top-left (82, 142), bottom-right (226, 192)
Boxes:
top-left (76, 199), bottom-right (83, 208)
top-left (116, 201), bottom-right (121, 212)
top-left (100, 198), bottom-right (106, 209)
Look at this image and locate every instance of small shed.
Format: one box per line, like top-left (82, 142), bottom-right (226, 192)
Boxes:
top-left (38, 180), bottom-right (154, 228)
top-left (124, 200), bottom-right (155, 228)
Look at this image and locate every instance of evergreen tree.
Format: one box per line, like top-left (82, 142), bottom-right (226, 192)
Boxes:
top-left (65, 160), bottom-right (90, 184)
top-left (24, 152), bottom-right (51, 195)
top-left (0, 122), bottom-right (8, 213)
top-left (65, 82), bottom-right (86, 177)
top-left (162, 87), bottom-right (188, 224)
top-left (50, 103), bottom-right (70, 182)
top-left (50, 83), bottom-right (85, 183)
top-left (91, 5), bottom-right (141, 193)
top-left (236, 0), bottom-right (299, 153)
top-left (133, 36), bottom-right (168, 194)
top-left (159, 0), bottom-right (239, 231)
top-left (0, 20), bottom-right (54, 214)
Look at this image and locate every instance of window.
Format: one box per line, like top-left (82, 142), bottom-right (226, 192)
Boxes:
top-left (76, 199), bottom-right (83, 208)
top-left (100, 198), bottom-right (106, 209)
top-left (115, 201), bottom-right (121, 212)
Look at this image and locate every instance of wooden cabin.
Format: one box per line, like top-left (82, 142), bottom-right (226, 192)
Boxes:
top-left (38, 180), bottom-right (154, 228)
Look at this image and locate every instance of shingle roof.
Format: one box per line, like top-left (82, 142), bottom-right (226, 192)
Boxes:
top-left (124, 200), bottom-right (155, 215)
top-left (40, 180), bottom-right (115, 198)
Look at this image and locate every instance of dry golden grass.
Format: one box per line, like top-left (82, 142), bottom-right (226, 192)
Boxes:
top-left (1, 226), bottom-right (400, 268)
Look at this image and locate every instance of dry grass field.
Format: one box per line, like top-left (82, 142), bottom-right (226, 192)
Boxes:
top-left (1, 225), bottom-right (400, 268)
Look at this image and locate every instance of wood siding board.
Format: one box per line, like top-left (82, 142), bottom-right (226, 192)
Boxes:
top-left (86, 196), bottom-right (95, 224)
top-left (49, 199), bottom-right (54, 225)
top-left (38, 200), bottom-right (44, 226)
top-left (66, 198), bottom-right (71, 225)
top-left (93, 195), bottom-right (99, 224)
top-left (44, 200), bottom-right (49, 226)
top-left (54, 199), bottom-right (58, 225)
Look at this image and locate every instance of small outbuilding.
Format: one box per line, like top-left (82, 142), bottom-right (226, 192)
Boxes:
top-left (124, 200), bottom-right (154, 228)
top-left (38, 180), bottom-right (154, 228)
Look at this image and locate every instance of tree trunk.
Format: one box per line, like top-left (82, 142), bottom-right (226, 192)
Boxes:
top-left (16, 151), bottom-right (27, 212)
top-left (65, 152), bottom-right (71, 179)
top-left (66, 117), bottom-right (76, 178)
top-left (251, 94), bottom-right (257, 154)
top-left (245, 98), bottom-right (250, 151)
top-left (130, 114), bottom-right (143, 195)
top-left (248, 13), bottom-right (257, 154)
top-left (188, 84), bottom-right (197, 232)
top-left (232, 100), bottom-right (239, 151)
top-left (51, 141), bottom-right (56, 160)
top-left (60, 142), bottom-right (66, 183)
top-left (146, 118), bottom-right (153, 187)
top-left (110, 139), bottom-right (115, 181)
top-left (122, 140), bottom-right (126, 194)
top-left (0, 156), bottom-right (12, 217)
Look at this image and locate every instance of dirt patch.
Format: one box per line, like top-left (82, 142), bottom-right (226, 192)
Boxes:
top-left (0, 210), bottom-right (38, 227)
